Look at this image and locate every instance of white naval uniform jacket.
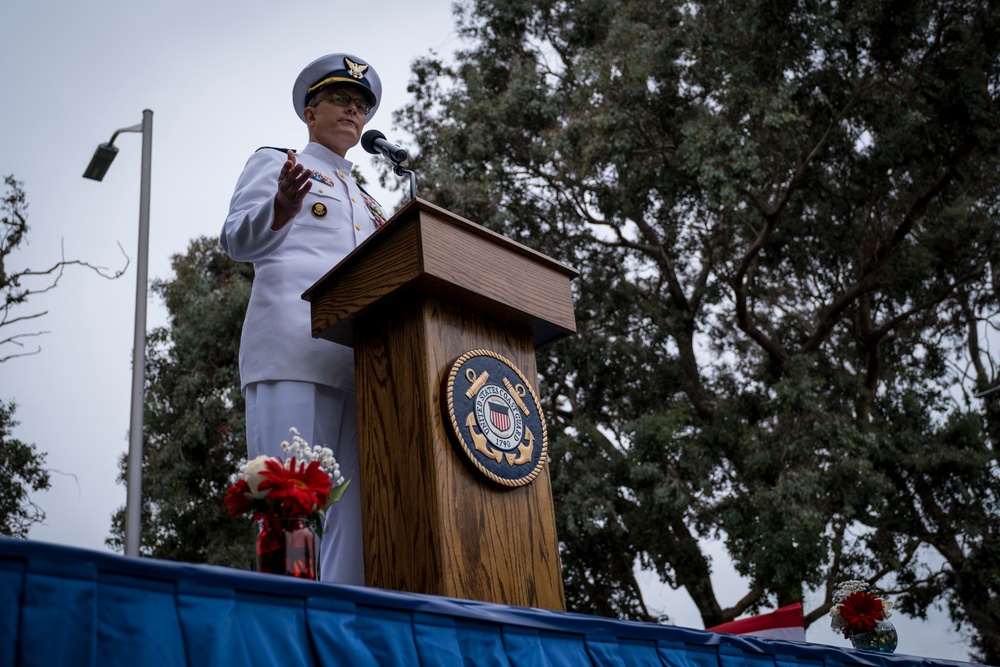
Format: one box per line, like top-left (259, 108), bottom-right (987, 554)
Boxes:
top-left (221, 142), bottom-right (380, 393)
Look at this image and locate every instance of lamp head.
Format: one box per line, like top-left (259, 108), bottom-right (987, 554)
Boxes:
top-left (83, 143), bottom-right (119, 181)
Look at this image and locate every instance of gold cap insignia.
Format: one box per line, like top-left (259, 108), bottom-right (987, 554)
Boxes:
top-left (311, 202), bottom-right (327, 218)
top-left (345, 57), bottom-right (368, 80)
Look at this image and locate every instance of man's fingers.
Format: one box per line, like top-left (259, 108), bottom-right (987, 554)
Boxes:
top-left (276, 150), bottom-right (312, 211)
top-left (283, 150), bottom-right (297, 176)
top-left (288, 174), bottom-right (312, 204)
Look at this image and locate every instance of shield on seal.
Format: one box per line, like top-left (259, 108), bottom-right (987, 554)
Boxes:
top-left (489, 401), bottom-right (511, 431)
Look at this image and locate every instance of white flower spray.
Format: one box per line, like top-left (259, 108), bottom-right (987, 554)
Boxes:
top-left (279, 427), bottom-right (345, 487)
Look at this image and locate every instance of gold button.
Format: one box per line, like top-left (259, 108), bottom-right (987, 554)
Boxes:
top-left (338, 171), bottom-right (345, 178)
top-left (354, 223), bottom-right (361, 231)
top-left (318, 188), bottom-right (324, 193)
top-left (351, 197), bottom-right (356, 202)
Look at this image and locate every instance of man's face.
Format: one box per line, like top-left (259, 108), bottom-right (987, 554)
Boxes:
top-left (303, 85), bottom-right (369, 157)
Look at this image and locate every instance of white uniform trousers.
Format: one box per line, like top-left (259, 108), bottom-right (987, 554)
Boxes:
top-left (244, 380), bottom-right (363, 585)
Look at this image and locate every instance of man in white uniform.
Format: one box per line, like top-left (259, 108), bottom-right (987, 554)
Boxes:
top-left (220, 53), bottom-right (385, 585)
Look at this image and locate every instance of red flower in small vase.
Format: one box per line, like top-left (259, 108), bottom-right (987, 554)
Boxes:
top-left (223, 478), bottom-right (253, 517)
top-left (839, 591), bottom-right (885, 636)
top-left (258, 457), bottom-right (333, 516)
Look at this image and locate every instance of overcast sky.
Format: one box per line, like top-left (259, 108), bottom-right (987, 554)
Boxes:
top-left (0, 0), bottom-right (972, 660)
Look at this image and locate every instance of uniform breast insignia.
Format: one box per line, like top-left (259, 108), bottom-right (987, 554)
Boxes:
top-left (360, 191), bottom-right (387, 227)
top-left (310, 171), bottom-right (338, 188)
top-left (442, 349), bottom-right (548, 488)
top-left (311, 202), bottom-right (327, 218)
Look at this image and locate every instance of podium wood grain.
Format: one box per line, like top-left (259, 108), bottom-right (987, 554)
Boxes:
top-left (304, 199), bottom-right (575, 610)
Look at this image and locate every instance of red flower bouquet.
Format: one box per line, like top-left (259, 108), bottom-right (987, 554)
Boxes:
top-left (223, 428), bottom-right (350, 579)
top-left (829, 580), bottom-right (893, 638)
top-left (223, 456), bottom-right (338, 520)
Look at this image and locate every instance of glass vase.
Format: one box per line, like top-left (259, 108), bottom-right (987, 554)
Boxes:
top-left (256, 515), bottom-right (317, 580)
top-left (850, 619), bottom-right (898, 653)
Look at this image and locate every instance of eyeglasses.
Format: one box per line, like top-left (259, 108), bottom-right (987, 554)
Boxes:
top-left (321, 91), bottom-right (373, 115)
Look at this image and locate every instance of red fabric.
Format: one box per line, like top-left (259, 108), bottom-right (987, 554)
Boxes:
top-left (706, 603), bottom-right (805, 641)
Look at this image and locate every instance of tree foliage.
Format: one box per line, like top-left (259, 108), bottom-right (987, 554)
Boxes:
top-left (0, 400), bottom-right (51, 537)
top-left (109, 237), bottom-right (254, 567)
top-left (387, 0), bottom-right (1000, 659)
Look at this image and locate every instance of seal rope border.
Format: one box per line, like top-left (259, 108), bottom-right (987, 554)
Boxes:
top-left (445, 348), bottom-right (549, 488)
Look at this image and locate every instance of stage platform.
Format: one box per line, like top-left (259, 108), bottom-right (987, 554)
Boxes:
top-left (0, 538), bottom-right (974, 667)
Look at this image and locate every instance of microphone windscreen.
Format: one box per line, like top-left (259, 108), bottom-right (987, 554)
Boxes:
top-left (361, 130), bottom-right (385, 155)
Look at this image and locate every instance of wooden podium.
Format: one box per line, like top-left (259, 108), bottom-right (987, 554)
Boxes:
top-left (303, 198), bottom-right (577, 611)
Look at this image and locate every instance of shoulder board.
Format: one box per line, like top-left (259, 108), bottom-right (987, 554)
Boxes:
top-left (255, 146), bottom-right (295, 154)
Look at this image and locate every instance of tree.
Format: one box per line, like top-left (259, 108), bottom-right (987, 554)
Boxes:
top-left (387, 0), bottom-right (1000, 659)
top-left (0, 400), bottom-right (50, 537)
top-left (1, 174), bottom-right (126, 537)
top-left (109, 237), bottom-right (254, 567)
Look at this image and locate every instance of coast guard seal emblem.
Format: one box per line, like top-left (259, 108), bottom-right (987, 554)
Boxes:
top-left (442, 349), bottom-right (548, 488)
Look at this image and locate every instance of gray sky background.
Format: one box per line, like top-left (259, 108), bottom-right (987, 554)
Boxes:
top-left (1, 0), bottom-right (971, 660)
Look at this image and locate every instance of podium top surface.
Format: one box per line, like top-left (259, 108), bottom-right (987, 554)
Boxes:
top-left (303, 198), bottom-right (579, 349)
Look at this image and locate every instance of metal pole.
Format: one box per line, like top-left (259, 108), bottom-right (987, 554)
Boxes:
top-left (124, 109), bottom-right (153, 557)
top-left (393, 164), bottom-right (417, 201)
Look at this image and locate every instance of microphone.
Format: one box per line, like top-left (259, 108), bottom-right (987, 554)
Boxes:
top-left (361, 130), bottom-right (408, 164)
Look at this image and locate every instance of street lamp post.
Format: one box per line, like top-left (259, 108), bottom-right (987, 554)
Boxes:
top-left (84, 109), bottom-right (153, 558)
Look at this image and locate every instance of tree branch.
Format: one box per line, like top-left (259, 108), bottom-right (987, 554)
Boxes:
top-left (802, 141), bottom-right (976, 353)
